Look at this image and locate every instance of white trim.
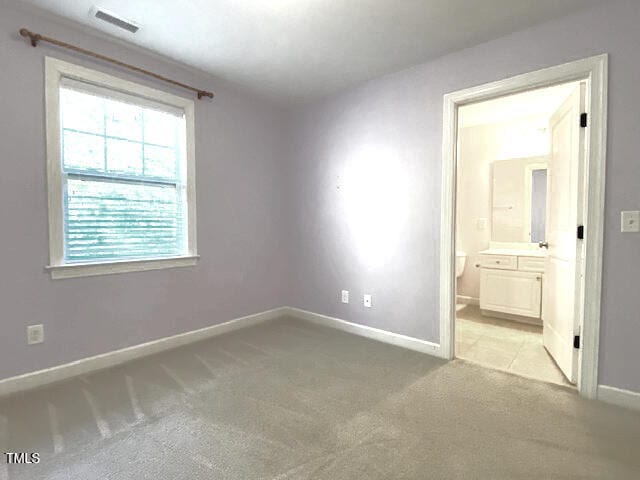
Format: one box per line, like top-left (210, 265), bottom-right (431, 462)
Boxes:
top-left (47, 255), bottom-right (199, 280)
top-left (44, 57), bottom-right (198, 279)
top-left (286, 307), bottom-right (444, 358)
top-left (3, 302), bottom-right (635, 411)
top-left (45, 58), bottom-right (64, 268)
top-left (597, 385), bottom-right (640, 411)
top-left (456, 295), bottom-right (479, 306)
top-left (440, 55), bottom-right (608, 399)
top-left (46, 56), bottom-right (195, 110)
top-left (0, 307), bottom-right (286, 398)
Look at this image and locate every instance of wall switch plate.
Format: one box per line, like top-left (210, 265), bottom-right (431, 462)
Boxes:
top-left (341, 290), bottom-right (349, 304)
top-left (363, 294), bottom-right (372, 308)
top-left (621, 210), bottom-right (640, 233)
top-left (477, 218), bottom-right (488, 231)
top-left (27, 324), bottom-right (44, 345)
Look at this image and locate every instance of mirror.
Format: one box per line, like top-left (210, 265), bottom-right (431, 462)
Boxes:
top-left (491, 157), bottom-right (548, 243)
top-left (529, 168), bottom-right (547, 243)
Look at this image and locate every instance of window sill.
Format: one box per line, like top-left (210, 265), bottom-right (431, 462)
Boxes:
top-left (46, 255), bottom-right (199, 280)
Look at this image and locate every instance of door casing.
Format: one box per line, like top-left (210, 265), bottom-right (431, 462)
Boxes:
top-left (439, 55), bottom-right (608, 399)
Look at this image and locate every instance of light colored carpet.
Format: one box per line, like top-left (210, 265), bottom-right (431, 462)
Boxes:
top-left (1, 315), bottom-right (639, 479)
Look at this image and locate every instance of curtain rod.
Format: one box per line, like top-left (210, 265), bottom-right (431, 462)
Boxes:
top-left (19, 28), bottom-right (214, 100)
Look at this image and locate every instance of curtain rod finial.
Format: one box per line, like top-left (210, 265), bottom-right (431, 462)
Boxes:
top-left (19, 28), bottom-right (41, 47)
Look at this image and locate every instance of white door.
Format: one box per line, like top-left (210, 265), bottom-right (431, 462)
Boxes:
top-left (542, 85), bottom-right (585, 384)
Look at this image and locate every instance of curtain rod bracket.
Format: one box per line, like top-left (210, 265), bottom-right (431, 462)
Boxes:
top-left (18, 27), bottom-right (214, 100)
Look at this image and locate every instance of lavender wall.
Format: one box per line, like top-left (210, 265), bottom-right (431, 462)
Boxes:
top-left (287, 0), bottom-right (640, 392)
top-left (2, 0), bottom-right (638, 394)
top-left (0, 4), bottom-right (289, 380)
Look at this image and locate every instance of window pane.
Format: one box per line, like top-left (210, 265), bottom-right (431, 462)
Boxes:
top-left (65, 178), bottom-right (185, 263)
top-left (144, 145), bottom-right (176, 179)
top-left (105, 99), bottom-right (143, 141)
top-left (57, 77), bottom-right (191, 266)
top-left (106, 138), bottom-right (143, 175)
top-left (60, 89), bottom-right (104, 135)
top-left (144, 109), bottom-right (180, 146)
top-left (63, 131), bottom-right (104, 171)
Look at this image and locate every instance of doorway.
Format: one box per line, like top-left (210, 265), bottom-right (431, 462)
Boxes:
top-left (456, 82), bottom-right (582, 386)
top-left (439, 56), bottom-right (608, 398)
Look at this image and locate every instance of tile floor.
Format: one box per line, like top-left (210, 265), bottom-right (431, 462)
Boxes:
top-left (455, 304), bottom-right (571, 387)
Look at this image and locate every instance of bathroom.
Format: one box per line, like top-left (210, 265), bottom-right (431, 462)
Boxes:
top-left (454, 81), bottom-right (583, 386)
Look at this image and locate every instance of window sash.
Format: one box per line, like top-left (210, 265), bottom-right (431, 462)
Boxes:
top-left (60, 85), bottom-right (184, 183)
top-left (63, 175), bottom-right (187, 263)
top-left (60, 76), bottom-right (185, 117)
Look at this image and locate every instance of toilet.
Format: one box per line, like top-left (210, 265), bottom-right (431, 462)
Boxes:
top-left (455, 251), bottom-right (467, 278)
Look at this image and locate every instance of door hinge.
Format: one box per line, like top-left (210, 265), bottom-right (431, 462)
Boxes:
top-left (580, 112), bottom-right (588, 128)
top-left (573, 335), bottom-right (581, 349)
top-left (577, 225), bottom-right (584, 239)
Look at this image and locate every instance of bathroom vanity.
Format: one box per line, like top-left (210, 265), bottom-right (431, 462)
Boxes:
top-left (470, 156), bottom-right (550, 324)
top-left (478, 248), bottom-right (545, 323)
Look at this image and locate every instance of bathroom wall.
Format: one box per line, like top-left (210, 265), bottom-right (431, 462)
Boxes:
top-left (456, 115), bottom-right (550, 301)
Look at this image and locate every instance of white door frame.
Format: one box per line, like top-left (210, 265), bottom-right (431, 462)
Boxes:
top-left (439, 55), bottom-right (608, 399)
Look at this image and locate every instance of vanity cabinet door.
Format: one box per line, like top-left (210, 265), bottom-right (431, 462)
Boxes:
top-left (480, 269), bottom-right (542, 318)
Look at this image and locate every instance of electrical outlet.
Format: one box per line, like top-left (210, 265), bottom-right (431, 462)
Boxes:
top-left (363, 294), bottom-right (372, 308)
top-left (621, 210), bottom-right (640, 233)
top-left (27, 324), bottom-right (44, 345)
top-left (341, 290), bottom-right (349, 304)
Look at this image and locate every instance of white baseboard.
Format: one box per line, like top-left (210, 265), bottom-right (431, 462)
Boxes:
top-left (597, 385), bottom-right (640, 411)
top-left (285, 307), bottom-right (444, 358)
top-left (11, 304), bottom-right (635, 411)
top-left (456, 295), bottom-right (479, 306)
top-left (0, 307), bottom-right (287, 398)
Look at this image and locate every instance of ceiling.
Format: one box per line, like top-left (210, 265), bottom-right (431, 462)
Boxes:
top-left (458, 82), bottom-right (580, 128)
top-left (21, 0), bottom-right (602, 104)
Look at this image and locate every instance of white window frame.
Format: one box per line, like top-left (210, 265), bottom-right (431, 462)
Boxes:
top-left (45, 57), bottom-right (198, 279)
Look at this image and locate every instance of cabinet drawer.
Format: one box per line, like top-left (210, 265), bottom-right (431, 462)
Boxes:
top-left (518, 256), bottom-right (545, 272)
top-left (478, 254), bottom-right (517, 270)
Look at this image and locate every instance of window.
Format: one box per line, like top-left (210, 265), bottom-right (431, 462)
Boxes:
top-left (45, 58), bottom-right (197, 279)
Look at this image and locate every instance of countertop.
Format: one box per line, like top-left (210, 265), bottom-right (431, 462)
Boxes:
top-left (479, 248), bottom-right (546, 258)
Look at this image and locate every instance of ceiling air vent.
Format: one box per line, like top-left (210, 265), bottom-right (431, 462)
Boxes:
top-left (94, 7), bottom-right (139, 33)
